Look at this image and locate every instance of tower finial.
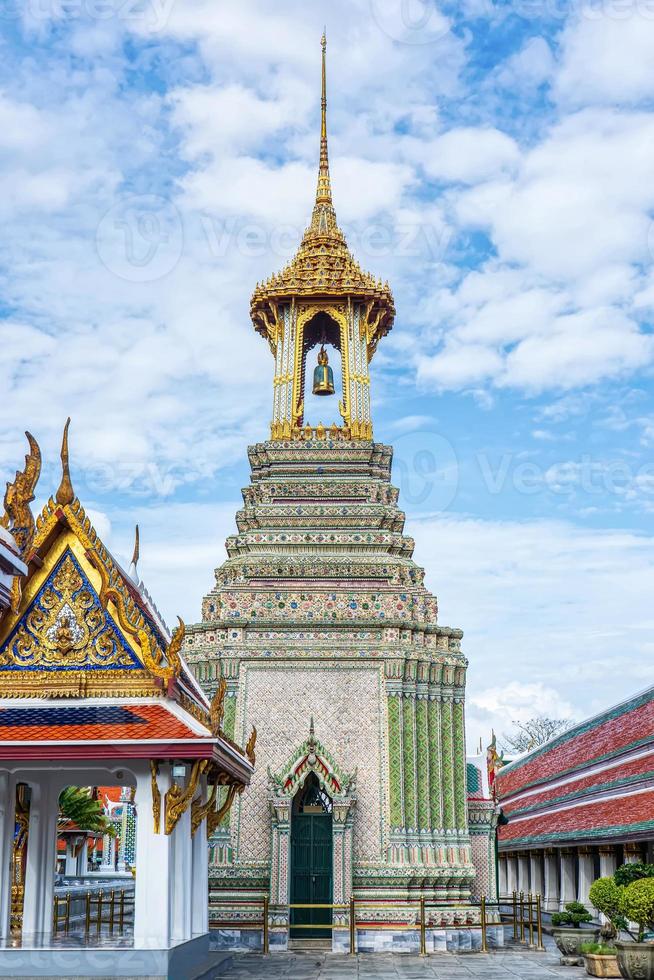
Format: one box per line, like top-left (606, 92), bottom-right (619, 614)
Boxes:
top-left (315, 31), bottom-right (332, 207)
top-left (55, 418), bottom-right (74, 506)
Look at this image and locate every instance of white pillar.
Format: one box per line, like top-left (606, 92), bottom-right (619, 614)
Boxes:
top-left (64, 838), bottom-right (78, 876)
top-left (599, 845), bottom-right (617, 880)
top-left (191, 782), bottom-right (209, 938)
top-left (99, 832), bottom-right (114, 873)
top-left (23, 776), bottom-right (59, 939)
top-left (170, 799), bottom-right (193, 944)
top-left (134, 763), bottom-right (173, 948)
top-left (518, 852), bottom-right (530, 894)
top-left (544, 849), bottom-right (559, 912)
top-left (530, 850), bottom-right (544, 900)
top-left (134, 761), bottom-right (196, 949)
top-left (578, 847), bottom-right (594, 907)
top-left (499, 855), bottom-right (508, 896)
top-left (506, 853), bottom-right (518, 893)
top-left (0, 772), bottom-right (16, 940)
top-left (624, 843), bottom-right (643, 865)
top-left (76, 838), bottom-right (88, 876)
top-left (560, 849), bottom-right (576, 909)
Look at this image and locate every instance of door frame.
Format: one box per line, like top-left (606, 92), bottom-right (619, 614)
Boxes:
top-left (267, 723), bottom-right (356, 927)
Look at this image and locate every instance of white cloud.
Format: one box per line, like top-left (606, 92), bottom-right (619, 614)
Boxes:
top-left (555, 7), bottom-right (654, 107)
top-left (416, 127), bottom-right (520, 184)
top-left (407, 513), bottom-right (654, 747)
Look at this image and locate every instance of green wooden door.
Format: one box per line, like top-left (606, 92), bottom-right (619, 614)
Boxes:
top-left (290, 787), bottom-right (333, 937)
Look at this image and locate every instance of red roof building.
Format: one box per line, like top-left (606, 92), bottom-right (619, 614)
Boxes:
top-left (495, 685), bottom-right (654, 912)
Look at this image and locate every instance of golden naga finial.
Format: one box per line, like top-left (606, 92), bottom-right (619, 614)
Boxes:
top-left (2, 430), bottom-right (42, 556)
top-left (55, 417), bottom-right (74, 506)
top-left (166, 615), bottom-right (185, 675)
top-left (131, 524), bottom-right (140, 568)
top-left (210, 676), bottom-right (227, 736)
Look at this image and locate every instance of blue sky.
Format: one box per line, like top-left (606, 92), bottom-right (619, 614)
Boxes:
top-left (2, 0), bottom-right (654, 747)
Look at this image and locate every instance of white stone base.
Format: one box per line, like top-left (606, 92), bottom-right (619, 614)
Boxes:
top-left (0, 934), bottom-right (227, 978)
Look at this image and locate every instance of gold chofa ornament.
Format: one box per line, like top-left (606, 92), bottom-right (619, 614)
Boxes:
top-left (312, 346), bottom-right (335, 396)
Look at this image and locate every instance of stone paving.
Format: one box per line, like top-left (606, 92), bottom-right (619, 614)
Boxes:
top-left (217, 943), bottom-right (573, 979)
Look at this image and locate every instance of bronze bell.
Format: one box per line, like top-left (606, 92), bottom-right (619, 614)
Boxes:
top-left (312, 345), bottom-right (335, 396)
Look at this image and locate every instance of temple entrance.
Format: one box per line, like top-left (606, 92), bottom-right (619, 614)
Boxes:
top-left (290, 773), bottom-right (333, 938)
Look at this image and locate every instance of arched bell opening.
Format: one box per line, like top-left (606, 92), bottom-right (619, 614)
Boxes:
top-left (289, 772), bottom-right (333, 938)
top-left (300, 312), bottom-right (344, 430)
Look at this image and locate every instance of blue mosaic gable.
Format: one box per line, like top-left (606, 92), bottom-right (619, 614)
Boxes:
top-left (0, 548), bottom-right (144, 672)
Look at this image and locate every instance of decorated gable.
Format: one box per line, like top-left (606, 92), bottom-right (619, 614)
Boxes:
top-left (0, 547), bottom-right (142, 673)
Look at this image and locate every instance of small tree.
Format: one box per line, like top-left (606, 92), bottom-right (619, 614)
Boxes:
top-left (501, 717), bottom-right (571, 754)
top-left (589, 877), bottom-right (628, 941)
top-left (552, 901), bottom-right (593, 929)
top-left (620, 879), bottom-right (654, 943)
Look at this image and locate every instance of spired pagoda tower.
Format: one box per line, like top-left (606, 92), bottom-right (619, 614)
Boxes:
top-left (186, 37), bottom-right (495, 953)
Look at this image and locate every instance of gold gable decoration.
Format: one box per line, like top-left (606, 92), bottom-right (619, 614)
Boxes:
top-left (0, 420), bottom-right (186, 697)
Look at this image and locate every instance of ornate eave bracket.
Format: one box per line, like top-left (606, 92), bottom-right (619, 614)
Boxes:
top-left (163, 760), bottom-right (206, 835)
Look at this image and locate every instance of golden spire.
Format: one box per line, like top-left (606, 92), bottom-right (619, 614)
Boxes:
top-left (315, 31), bottom-right (332, 207)
top-left (55, 418), bottom-right (74, 506)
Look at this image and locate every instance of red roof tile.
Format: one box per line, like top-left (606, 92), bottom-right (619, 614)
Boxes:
top-left (0, 703), bottom-right (202, 742)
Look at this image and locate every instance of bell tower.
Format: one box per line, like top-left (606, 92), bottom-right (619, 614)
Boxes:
top-left (250, 34), bottom-right (395, 441)
top-left (186, 33), bottom-right (491, 958)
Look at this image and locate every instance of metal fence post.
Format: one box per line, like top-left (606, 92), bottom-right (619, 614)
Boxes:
top-left (528, 893), bottom-right (534, 947)
top-left (65, 892), bottom-right (71, 934)
top-left (480, 896), bottom-right (488, 953)
top-left (263, 895), bottom-right (269, 955)
top-left (97, 891), bottom-right (103, 931)
top-left (349, 896), bottom-right (356, 956)
top-left (419, 897), bottom-right (427, 956)
top-left (536, 894), bottom-right (545, 951)
top-left (519, 891), bottom-right (525, 942)
top-left (85, 891), bottom-right (91, 934)
top-left (512, 890), bottom-right (518, 941)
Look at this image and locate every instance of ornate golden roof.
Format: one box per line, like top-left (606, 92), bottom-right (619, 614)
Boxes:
top-left (0, 423), bottom-right (197, 703)
top-left (250, 35), bottom-right (395, 345)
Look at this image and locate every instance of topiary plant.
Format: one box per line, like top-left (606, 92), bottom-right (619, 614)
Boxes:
top-left (589, 877), bottom-right (627, 940)
top-left (619, 878), bottom-right (654, 943)
top-left (614, 863), bottom-right (654, 887)
top-left (552, 901), bottom-right (594, 928)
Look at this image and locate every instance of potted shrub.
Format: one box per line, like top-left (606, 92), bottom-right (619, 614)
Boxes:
top-left (587, 877), bottom-right (627, 977)
top-left (552, 901), bottom-right (599, 965)
top-left (581, 942), bottom-right (621, 979)
top-left (615, 878), bottom-right (654, 980)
